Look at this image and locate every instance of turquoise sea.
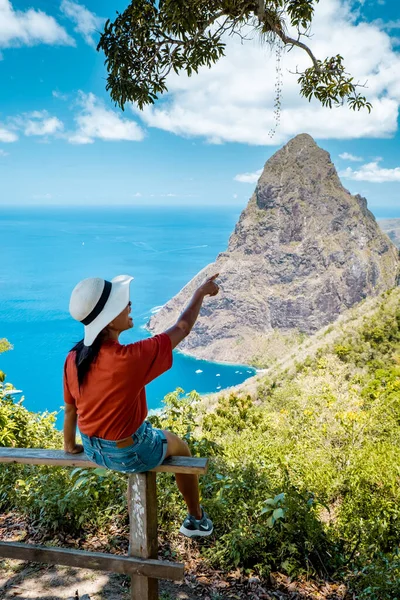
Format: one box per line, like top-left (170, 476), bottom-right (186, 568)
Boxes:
top-left (0, 206), bottom-right (255, 426)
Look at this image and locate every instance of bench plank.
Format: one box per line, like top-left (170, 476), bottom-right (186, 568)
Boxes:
top-left (0, 449), bottom-right (208, 475)
top-left (0, 542), bottom-right (183, 581)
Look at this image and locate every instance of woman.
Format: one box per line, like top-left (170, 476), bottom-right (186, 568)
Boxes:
top-left (63, 273), bottom-right (219, 537)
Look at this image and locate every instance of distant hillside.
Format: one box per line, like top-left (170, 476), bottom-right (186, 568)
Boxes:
top-left (235, 284), bottom-right (400, 393)
top-left (379, 218), bottom-right (400, 247)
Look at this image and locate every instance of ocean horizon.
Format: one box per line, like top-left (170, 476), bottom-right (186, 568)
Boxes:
top-left (0, 205), bottom-right (256, 427)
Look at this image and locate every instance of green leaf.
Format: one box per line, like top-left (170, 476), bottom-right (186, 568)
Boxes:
top-left (70, 468), bottom-right (83, 478)
top-left (274, 492), bottom-right (285, 504)
top-left (266, 515), bottom-right (275, 528)
top-left (93, 468), bottom-right (108, 476)
top-left (264, 498), bottom-right (276, 506)
top-left (72, 477), bottom-right (87, 490)
top-left (261, 505), bottom-right (272, 515)
top-left (273, 508), bottom-right (284, 520)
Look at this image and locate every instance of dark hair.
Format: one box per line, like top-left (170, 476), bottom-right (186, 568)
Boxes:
top-left (70, 333), bottom-right (105, 387)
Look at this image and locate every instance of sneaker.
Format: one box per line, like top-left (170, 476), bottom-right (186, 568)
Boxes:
top-left (179, 507), bottom-right (213, 538)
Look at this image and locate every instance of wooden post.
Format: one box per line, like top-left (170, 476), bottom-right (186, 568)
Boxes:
top-left (128, 472), bottom-right (158, 600)
top-left (0, 449), bottom-right (208, 597)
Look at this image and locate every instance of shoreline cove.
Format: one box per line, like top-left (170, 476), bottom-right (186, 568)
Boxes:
top-left (0, 206), bottom-right (257, 423)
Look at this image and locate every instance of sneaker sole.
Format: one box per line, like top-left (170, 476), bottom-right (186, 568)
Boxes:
top-left (179, 524), bottom-right (214, 538)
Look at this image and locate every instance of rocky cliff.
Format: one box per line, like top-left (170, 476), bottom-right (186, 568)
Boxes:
top-left (149, 134), bottom-right (400, 363)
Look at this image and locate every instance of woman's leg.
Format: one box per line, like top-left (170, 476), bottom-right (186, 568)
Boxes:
top-left (162, 430), bottom-right (202, 519)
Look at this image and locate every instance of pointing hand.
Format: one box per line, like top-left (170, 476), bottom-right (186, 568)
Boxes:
top-left (198, 273), bottom-right (219, 297)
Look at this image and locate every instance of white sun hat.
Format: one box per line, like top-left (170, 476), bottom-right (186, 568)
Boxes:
top-left (69, 275), bottom-right (133, 346)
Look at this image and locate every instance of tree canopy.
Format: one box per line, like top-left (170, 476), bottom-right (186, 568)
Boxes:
top-left (98, 0), bottom-right (372, 113)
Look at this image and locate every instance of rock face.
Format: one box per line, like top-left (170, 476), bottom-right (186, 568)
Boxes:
top-left (149, 134), bottom-right (400, 363)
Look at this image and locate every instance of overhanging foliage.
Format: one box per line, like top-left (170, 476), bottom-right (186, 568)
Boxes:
top-left (98, 0), bottom-right (372, 113)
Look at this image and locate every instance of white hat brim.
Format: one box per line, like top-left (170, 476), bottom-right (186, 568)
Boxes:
top-left (83, 274), bottom-right (133, 346)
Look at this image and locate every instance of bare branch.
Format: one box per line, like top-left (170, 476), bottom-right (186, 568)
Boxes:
top-left (279, 32), bottom-right (321, 73)
top-left (257, 0), bottom-right (265, 22)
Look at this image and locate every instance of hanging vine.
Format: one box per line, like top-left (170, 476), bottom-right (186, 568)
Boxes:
top-left (269, 37), bottom-right (283, 138)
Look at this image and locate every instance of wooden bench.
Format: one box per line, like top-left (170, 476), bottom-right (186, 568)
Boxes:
top-left (0, 448), bottom-right (208, 600)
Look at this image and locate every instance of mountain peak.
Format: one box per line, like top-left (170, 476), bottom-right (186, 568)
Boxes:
top-left (282, 133), bottom-right (325, 159)
top-left (286, 132), bottom-right (318, 146)
top-left (256, 134), bottom-right (338, 202)
top-left (149, 135), bottom-right (399, 364)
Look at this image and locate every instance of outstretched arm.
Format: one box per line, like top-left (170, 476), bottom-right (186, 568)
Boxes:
top-left (165, 274), bottom-right (219, 349)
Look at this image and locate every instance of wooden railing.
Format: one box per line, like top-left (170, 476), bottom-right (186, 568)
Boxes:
top-left (0, 448), bottom-right (208, 600)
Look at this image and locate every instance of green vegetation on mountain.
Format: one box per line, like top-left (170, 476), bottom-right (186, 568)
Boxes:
top-left (1, 286), bottom-right (400, 598)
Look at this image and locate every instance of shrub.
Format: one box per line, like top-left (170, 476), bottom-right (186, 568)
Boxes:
top-left (0, 375), bottom-right (126, 530)
top-left (350, 551), bottom-right (400, 600)
top-left (0, 288), bottom-right (400, 598)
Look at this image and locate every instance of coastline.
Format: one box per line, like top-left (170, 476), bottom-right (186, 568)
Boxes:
top-left (172, 344), bottom-right (257, 371)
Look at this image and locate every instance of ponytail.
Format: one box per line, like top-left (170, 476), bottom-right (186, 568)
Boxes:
top-left (70, 333), bottom-right (105, 387)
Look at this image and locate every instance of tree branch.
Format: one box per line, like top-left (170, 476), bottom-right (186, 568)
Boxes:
top-left (279, 32), bottom-right (321, 73)
top-left (257, 0), bottom-right (265, 22)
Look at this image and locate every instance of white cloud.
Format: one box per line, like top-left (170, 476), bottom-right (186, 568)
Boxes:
top-left (0, 0), bottom-right (74, 48)
top-left (132, 0), bottom-right (400, 145)
top-left (339, 152), bottom-right (364, 162)
top-left (12, 111), bottom-right (64, 137)
top-left (68, 92), bottom-right (145, 144)
top-left (234, 168), bottom-right (263, 183)
top-left (0, 125), bottom-right (17, 142)
top-left (60, 0), bottom-right (104, 48)
top-left (132, 192), bottom-right (142, 197)
top-left (340, 161), bottom-right (400, 182)
top-left (52, 90), bottom-right (68, 100)
top-left (26, 117), bottom-right (63, 136)
top-left (24, 111), bottom-right (64, 136)
top-left (377, 19), bottom-right (400, 31)
top-left (0, 149), bottom-right (9, 156)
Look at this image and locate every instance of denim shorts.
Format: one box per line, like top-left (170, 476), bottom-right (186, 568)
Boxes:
top-left (80, 421), bottom-right (168, 474)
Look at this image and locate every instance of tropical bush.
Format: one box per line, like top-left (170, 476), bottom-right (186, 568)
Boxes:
top-left (0, 287), bottom-right (400, 599)
top-left (0, 357), bottom-right (127, 531)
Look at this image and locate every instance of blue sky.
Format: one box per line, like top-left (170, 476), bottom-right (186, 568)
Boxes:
top-left (0, 0), bottom-right (399, 217)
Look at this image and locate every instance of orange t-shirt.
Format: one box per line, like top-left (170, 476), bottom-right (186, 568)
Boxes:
top-left (63, 334), bottom-right (173, 440)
